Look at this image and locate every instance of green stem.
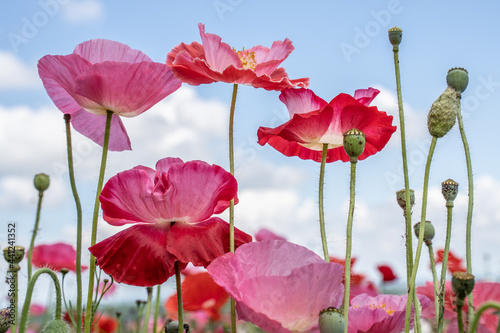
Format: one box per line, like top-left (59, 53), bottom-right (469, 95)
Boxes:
top-left (405, 136), bottom-right (437, 332)
top-left (142, 287), bottom-right (153, 333)
top-left (27, 191), bottom-right (44, 282)
top-left (392, 39), bottom-right (414, 289)
top-left (469, 301), bottom-right (500, 333)
top-left (318, 143), bottom-right (330, 262)
top-left (175, 262), bottom-right (184, 333)
top-left (153, 284), bottom-right (161, 333)
top-left (10, 268), bottom-right (19, 332)
top-left (437, 203), bottom-right (454, 333)
top-left (457, 305), bottom-right (465, 333)
top-left (64, 114), bottom-right (83, 333)
top-left (343, 159), bottom-right (358, 332)
top-left (19, 268), bottom-right (62, 333)
top-left (228, 83), bottom-right (239, 333)
top-left (427, 242), bottom-right (439, 330)
top-left (457, 98), bottom-right (474, 322)
top-left (84, 110), bottom-right (113, 333)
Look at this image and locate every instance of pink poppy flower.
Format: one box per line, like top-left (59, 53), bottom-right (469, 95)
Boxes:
top-left (89, 157), bottom-right (252, 287)
top-left (166, 23), bottom-right (309, 91)
top-left (254, 228), bottom-right (287, 241)
top-left (30, 242), bottom-right (88, 272)
top-left (38, 39), bottom-right (181, 151)
top-left (377, 264), bottom-right (398, 282)
top-left (348, 293), bottom-right (430, 333)
top-left (207, 240), bottom-right (344, 333)
top-left (258, 88), bottom-right (396, 162)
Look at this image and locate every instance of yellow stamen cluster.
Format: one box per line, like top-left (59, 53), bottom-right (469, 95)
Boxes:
top-left (236, 48), bottom-right (257, 70)
top-left (352, 303), bottom-right (396, 315)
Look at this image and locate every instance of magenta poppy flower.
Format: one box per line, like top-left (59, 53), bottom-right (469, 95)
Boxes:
top-left (89, 157), bottom-right (252, 287)
top-left (207, 240), bottom-right (344, 333)
top-left (38, 39), bottom-right (182, 151)
top-left (258, 88), bottom-right (396, 162)
top-left (348, 293), bottom-right (430, 333)
top-left (30, 243), bottom-right (88, 272)
top-left (377, 264), bottom-right (398, 282)
top-left (166, 23), bottom-right (309, 91)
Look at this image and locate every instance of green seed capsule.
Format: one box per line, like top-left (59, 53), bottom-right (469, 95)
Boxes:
top-left (3, 245), bottom-right (25, 266)
top-left (0, 309), bottom-right (10, 333)
top-left (396, 189), bottom-right (415, 211)
top-left (34, 173), bottom-right (50, 192)
top-left (388, 26), bottom-right (403, 47)
top-left (427, 87), bottom-right (460, 138)
top-left (442, 179), bottom-right (459, 203)
top-left (343, 129), bottom-right (365, 162)
top-left (446, 67), bottom-right (469, 93)
top-left (414, 221), bottom-right (435, 245)
top-left (319, 307), bottom-right (345, 333)
top-left (452, 271), bottom-right (475, 307)
top-left (41, 319), bottom-right (70, 333)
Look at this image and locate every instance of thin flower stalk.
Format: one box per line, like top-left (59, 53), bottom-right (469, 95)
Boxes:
top-left (153, 285), bottom-right (161, 333)
top-left (141, 287), bottom-right (153, 333)
top-left (175, 262), bottom-right (184, 332)
top-left (27, 191), bottom-right (44, 283)
top-left (469, 301), bottom-right (500, 333)
top-left (318, 143), bottom-right (329, 262)
top-left (427, 242), bottom-right (440, 329)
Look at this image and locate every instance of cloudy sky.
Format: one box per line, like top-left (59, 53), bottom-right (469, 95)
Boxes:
top-left (1, 0), bottom-right (500, 306)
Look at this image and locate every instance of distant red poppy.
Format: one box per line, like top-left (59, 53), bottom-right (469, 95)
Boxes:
top-left (435, 249), bottom-right (467, 274)
top-left (377, 264), bottom-right (398, 282)
top-left (94, 313), bottom-right (118, 333)
top-left (30, 243), bottom-right (87, 272)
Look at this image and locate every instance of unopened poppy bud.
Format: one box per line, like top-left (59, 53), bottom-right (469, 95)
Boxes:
top-left (165, 320), bottom-right (190, 333)
top-left (446, 67), bottom-right (469, 93)
top-left (388, 26), bottom-right (402, 48)
top-left (414, 221), bottom-right (435, 245)
top-left (442, 179), bottom-right (459, 205)
top-left (0, 309), bottom-right (10, 333)
top-left (41, 319), bottom-right (70, 332)
top-left (343, 129), bottom-right (365, 162)
top-left (3, 245), bottom-right (25, 266)
top-left (452, 271), bottom-right (475, 307)
top-left (34, 173), bottom-right (50, 192)
top-left (319, 307), bottom-right (345, 333)
top-left (427, 87), bottom-right (460, 138)
top-left (60, 268), bottom-right (69, 276)
top-left (396, 189), bottom-right (415, 211)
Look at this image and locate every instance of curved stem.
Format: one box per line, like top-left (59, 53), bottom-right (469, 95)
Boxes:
top-left (343, 160), bottom-right (358, 332)
top-left (64, 114), bottom-right (83, 333)
top-left (175, 262), bottom-right (184, 332)
top-left (457, 305), bottom-right (465, 333)
top-left (318, 143), bottom-right (329, 262)
top-left (427, 242), bottom-right (439, 329)
top-left (27, 191), bottom-right (44, 282)
top-left (392, 41), bottom-right (414, 288)
top-left (457, 99), bottom-right (474, 322)
top-left (153, 284), bottom-right (161, 333)
top-left (437, 203), bottom-right (454, 332)
top-left (142, 287), bottom-right (153, 333)
top-left (469, 301), bottom-right (500, 333)
top-left (84, 110), bottom-right (113, 333)
top-left (19, 268), bottom-right (62, 333)
top-left (405, 136), bottom-right (437, 332)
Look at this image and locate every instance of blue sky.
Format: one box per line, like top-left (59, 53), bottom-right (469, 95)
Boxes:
top-left (1, 0), bottom-right (500, 306)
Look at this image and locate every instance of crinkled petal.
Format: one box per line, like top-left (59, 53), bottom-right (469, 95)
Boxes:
top-left (198, 23), bottom-right (241, 72)
top-left (167, 217), bottom-right (252, 266)
top-left (279, 88), bottom-right (328, 117)
top-left (353, 87), bottom-right (380, 106)
top-left (30, 243), bottom-right (87, 272)
top-left (250, 39), bottom-right (294, 76)
top-left (73, 39), bottom-right (152, 64)
top-left (89, 223), bottom-right (185, 286)
top-left (74, 61), bottom-right (181, 117)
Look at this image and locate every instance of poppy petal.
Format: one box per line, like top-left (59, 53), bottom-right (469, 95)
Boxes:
top-left (73, 39), bottom-right (152, 64)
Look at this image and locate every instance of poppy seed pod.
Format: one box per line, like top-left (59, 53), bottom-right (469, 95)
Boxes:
top-left (41, 319), bottom-right (69, 333)
top-left (446, 67), bottom-right (469, 93)
top-left (319, 307), bottom-right (345, 333)
top-left (165, 320), bottom-right (190, 333)
top-left (452, 271), bottom-right (475, 307)
top-left (427, 87), bottom-right (460, 138)
top-left (396, 189), bottom-right (415, 211)
top-left (3, 245), bottom-right (25, 267)
top-left (388, 26), bottom-right (403, 47)
top-left (442, 179), bottom-right (459, 204)
top-left (0, 309), bottom-right (10, 333)
top-left (414, 221), bottom-right (435, 245)
top-left (34, 173), bottom-right (50, 192)
top-left (343, 129), bottom-right (365, 162)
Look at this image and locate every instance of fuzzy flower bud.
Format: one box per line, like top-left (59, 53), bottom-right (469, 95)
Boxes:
top-left (446, 67), bottom-right (469, 93)
top-left (396, 189), bottom-right (415, 211)
top-left (427, 87), bottom-right (460, 138)
top-left (319, 307), bottom-right (345, 333)
top-left (388, 26), bottom-right (402, 48)
top-left (41, 319), bottom-right (69, 332)
top-left (343, 129), bottom-right (365, 162)
top-left (441, 179), bottom-right (459, 205)
top-left (452, 271), bottom-right (475, 307)
top-left (34, 173), bottom-right (50, 192)
top-left (414, 221), bottom-right (435, 246)
top-left (0, 309), bottom-right (10, 333)
top-left (3, 245), bottom-right (25, 267)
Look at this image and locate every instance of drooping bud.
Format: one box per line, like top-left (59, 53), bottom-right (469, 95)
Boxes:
top-left (3, 245), bottom-right (25, 270)
top-left (0, 309), bottom-right (10, 333)
top-left (452, 271), bottom-right (475, 307)
top-left (396, 189), bottom-right (415, 211)
top-left (343, 129), bottom-right (365, 162)
top-left (34, 173), bottom-right (50, 192)
top-left (441, 179), bottom-right (459, 205)
top-left (165, 320), bottom-right (190, 333)
top-left (427, 87), bottom-right (460, 138)
top-left (413, 221), bottom-right (435, 245)
top-left (446, 67), bottom-right (469, 93)
top-left (60, 268), bottom-right (69, 276)
top-left (388, 26), bottom-right (402, 48)
top-left (41, 319), bottom-right (70, 332)
top-left (319, 307), bottom-right (345, 333)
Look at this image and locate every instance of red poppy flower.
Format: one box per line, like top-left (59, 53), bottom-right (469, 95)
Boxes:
top-left (166, 23), bottom-right (308, 91)
top-left (30, 243), bottom-right (88, 272)
top-left (258, 88), bottom-right (396, 162)
top-left (377, 264), bottom-right (398, 282)
top-left (89, 157), bottom-right (252, 287)
top-left (38, 39), bottom-right (181, 151)
top-left (165, 271), bottom-right (229, 320)
top-left (435, 249), bottom-right (467, 274)
top-left (94, 314), bottom-right (118, 333)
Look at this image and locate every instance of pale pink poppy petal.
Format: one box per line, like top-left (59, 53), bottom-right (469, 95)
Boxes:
top-left (279, 88), bottom-right (328, 117)
top-left (74, 39), bottom-right (152, 64)
top-left (353, 87), bottom-right (380, 106)
top-left (251, 39), bottom-right (294, 76)
top-left (198, 23), bottom-right (241, 72)
top-left (89, 223), bottom-right (185, 286)
top-left (254, 228), bottom-right (287, 242)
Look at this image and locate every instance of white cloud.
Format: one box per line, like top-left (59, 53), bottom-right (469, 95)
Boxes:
top-left (0, 52), bottom-right (39, 89)
top-left (0, 175), bottom-right (67, 209)
top-left (61, 0), bottom-right (104, 23)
